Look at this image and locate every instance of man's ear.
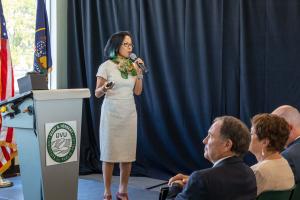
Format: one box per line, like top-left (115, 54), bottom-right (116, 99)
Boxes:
top-left (289, 124), bottom-right (293, 132)
top-left (225, 139), bottom-right (233, 151)
top-left (289, 124), bottom-right (295, 138)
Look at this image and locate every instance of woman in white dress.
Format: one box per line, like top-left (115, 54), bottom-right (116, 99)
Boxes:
top-left (249, 113), bottom-right (294, 196)
top-left (95, 31), bottom-right (144, 200)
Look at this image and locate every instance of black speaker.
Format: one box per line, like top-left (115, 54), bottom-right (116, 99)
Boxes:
top-left (17, 73), bottom-right (48, 94)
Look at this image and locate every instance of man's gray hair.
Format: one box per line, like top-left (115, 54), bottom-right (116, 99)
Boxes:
top-left (214, 116), bottom-right (250, 157)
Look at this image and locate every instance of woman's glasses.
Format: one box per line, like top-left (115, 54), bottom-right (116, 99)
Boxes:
top-left (122, 42), bottom-right (134, 48)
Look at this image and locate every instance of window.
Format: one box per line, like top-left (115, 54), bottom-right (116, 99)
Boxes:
top-left (2, 0), bottom-right (37, 92)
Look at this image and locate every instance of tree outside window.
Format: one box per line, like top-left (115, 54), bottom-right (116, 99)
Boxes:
top-left (2, 0), bottom-right (37, 92)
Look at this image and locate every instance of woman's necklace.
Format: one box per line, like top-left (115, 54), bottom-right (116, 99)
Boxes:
top-left (111, 56), bottom-right (137, 79)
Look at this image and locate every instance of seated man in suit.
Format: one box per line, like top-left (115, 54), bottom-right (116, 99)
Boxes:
top-left (272, 105), bottom-right (300, 183)
top-left (168, 116), bottom-right (257, 200)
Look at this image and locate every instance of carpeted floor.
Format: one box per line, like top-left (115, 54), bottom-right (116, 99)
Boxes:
top-left (0, 175), bottom-right (164, 200)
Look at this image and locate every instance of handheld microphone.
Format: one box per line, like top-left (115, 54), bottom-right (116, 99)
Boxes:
top-left (129, 53), bottom-right (149, 73)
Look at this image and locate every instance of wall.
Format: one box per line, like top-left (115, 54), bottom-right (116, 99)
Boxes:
top-left (48, 0), bottom-right (68, 89)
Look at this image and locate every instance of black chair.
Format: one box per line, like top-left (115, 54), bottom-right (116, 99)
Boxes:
top-left (290, 184), bottom-right (300, 200)
top-left (256, 188), bottom-right (294, 200)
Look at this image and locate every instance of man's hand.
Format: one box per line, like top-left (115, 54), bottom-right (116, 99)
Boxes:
top-left (168, 173), bottom-right (189, 187)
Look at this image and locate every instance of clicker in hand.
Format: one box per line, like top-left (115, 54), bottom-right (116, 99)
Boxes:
top-left (105, 81), bottom-right (115, 89)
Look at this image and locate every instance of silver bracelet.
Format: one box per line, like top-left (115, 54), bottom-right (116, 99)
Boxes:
top-left (137, 74), bottom-right (143, 80)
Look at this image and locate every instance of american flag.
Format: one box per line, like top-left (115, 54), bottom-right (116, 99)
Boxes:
top-left (0, 0), bottom-right (17, 174)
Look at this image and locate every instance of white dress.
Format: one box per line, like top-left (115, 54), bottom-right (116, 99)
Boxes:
top-left (96, 60), bottom-right (137, 162)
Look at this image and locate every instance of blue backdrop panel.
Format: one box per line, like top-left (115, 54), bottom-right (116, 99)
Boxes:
top-left (67, 0), bottom-right (300, 179)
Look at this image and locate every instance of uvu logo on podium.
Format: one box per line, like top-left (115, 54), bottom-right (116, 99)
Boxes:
top-left (45, 121), bottom-right (77, 166)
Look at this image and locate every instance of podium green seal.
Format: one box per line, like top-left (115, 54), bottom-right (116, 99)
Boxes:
top-left (47, 122), bottom-right (76, 163)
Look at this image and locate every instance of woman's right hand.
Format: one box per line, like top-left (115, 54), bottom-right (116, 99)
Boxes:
top-left (95, 77), bottom-right (112, 98)
top-left (102, 81), bottom-right (114, 93)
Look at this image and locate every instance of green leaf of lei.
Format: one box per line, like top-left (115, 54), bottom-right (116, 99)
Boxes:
top-left (121, 71), bottom-right (128, 79)
top-left (111, 57), bottom-right (137, 79)
top-left (131, 69), bottom-right (137, 76)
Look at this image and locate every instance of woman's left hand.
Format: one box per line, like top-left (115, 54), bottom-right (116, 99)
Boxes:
top-left (133, 58), bottom-right (144, 75)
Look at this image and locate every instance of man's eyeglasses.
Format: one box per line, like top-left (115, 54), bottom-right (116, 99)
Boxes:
top-left (122, 42), bottom-right (134, 48)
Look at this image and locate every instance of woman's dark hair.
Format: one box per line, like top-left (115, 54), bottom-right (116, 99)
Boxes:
top-left (104, 31), bottom-right (133, 59)
top-left (251, 113), bottom-right (290, 152)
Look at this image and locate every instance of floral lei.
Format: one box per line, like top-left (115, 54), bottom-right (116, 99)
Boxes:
top-left (111, 56), bottom-right (137, 79)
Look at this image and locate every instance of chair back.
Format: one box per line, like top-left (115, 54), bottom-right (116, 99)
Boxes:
top-left (290, 184), bottom-right (300, 200)
top-left (256, 189), bottom-right (293, 200)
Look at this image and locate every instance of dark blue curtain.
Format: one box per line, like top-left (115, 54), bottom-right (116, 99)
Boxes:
top-left (67, 0), bottom-right (300, 180)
